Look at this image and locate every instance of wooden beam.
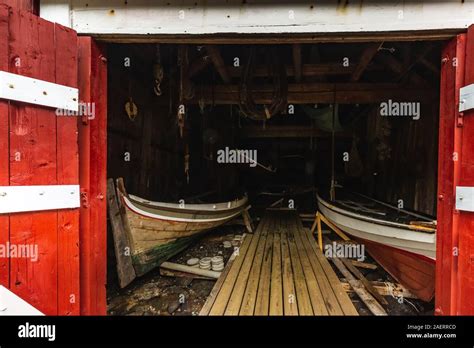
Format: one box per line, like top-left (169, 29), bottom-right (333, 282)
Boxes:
top-left (377, 53), bottom-right (427, 86)
top-left (331, 257), bottom-right (387, 315)
top-left (240, 126), bottom-right (352, 139)
top-left (292, 44), bottom-right (302, 83)
top-left (192, 83), bottom-right (435, 105)
top-left (340, 281), bottom-right (418, 299)
top-left (189, 56), bottom-right (212, 77)
top-left (226, 63), bottom-right (358, 78)
top-left (419, 57), bottom-right (440, 75)
top-left (94, 30), bottom-right (460, 45)
top-left (351, 43), bottom-right (380, 81)
top-left (341, 258), bottom-right (388, 305)
top-left (351, 260), bottom-right (377, 270)
top-left (107, 179), bottom-right (136, 288)
top-left (205, 45), bottom-right (231, 84)
top-left (396, 44), bottom-right (436, 82)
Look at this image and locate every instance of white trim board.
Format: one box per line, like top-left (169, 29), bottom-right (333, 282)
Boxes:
top-left (40, 0), bottom-right (474, 37)
top-left (0, 185), bottom-right (80, 214)
top-left (0, 286), bottom-right (44, 316)
top-left (0, 71), bottom-right (79, 112)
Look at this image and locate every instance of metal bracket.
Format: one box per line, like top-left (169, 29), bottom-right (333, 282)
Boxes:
top-left (0, 185), bottom-right (80, 214)
top-left (455, 186), bottom-right (474, 212)
top-left (0, 70), bottom-right (79, 112)
top-left (459, 84), bottom-right (474, 113)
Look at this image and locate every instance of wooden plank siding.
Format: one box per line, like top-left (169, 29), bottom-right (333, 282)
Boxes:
top-left (200, 210), bottom-right (358, 316)
top-left (55, 22), bottom-right (80, 315)
top-left (77, 37), bottom-right (108, 315)
top-left (0, 4), bottom-right (10, 289)
top-left (0, 5), bottom-right (81, 315)
top-left (8, 7), bottom-right (59, 316)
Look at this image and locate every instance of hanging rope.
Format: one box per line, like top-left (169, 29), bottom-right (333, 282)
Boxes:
top-left (238, 47), bottom-right (288, 121)
top-left (153, 44), bottom-right (164, 96)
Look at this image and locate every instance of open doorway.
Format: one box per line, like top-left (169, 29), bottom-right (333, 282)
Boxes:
top-left (105, 41), bottom-right (442, 316)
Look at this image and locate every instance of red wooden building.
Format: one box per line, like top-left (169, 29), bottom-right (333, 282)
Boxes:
top-left (0, 0), bottom-right (473, 315)
top-left (0, 0), bottom-right (106, 315)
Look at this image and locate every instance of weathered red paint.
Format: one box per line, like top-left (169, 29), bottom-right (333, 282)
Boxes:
top-left (8, 7), bottom-right (59, 315)
top-left (55, 22), bottom-right (80, 316)
top-left (437, 24), bottom-right (474, 315)
top-left (436, 36), bottom-right (458, 315)
top-left (0, 0), bottom-right (37, 13)
top-left (456, 24), bottom-right (474, 314)
top-left (77, 37), bottom-right (108, 315)
top-left (0, 4), bottom-right (10, 289)
top-left (0, 5), bottom-right (80, 315)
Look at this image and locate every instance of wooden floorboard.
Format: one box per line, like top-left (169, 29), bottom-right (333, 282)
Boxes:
top-left (200, 209), bottom-right (358, 316)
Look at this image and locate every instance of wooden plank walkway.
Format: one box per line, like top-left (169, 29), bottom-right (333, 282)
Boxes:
top-left (200, 209), bottom-right (358, 316)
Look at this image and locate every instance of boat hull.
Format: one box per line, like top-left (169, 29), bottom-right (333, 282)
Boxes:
top-left (317, 195), bottom-right (436, 302)
top-left (123, 202), bottom-right (244, 276)
top-left (351, 236), bottom-right (435, 302)
top-left (117, 180), bottom-right (249, 277)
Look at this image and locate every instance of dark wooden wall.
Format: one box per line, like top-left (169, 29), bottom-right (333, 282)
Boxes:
top-left (107, 45), bottom-right (239, 202)
top-left (107, 44), bottom-right (439, 216)
top-left (354, 103), bottom-right (439, 216)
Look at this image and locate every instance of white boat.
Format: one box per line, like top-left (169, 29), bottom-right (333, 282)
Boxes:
top-left (116, 178), bottom-right (249, 277)
top-left (317, 192), bottom-right (436, 302)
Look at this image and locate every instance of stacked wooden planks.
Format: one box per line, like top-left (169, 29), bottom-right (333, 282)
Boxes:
top-left (200, 209), bottom-right (358, 316)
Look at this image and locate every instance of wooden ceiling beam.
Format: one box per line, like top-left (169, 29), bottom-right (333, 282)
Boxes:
top-left (376, 53), bottom-right (427, 86)
top-left (225, 63), bottom-right (357, 78)
top-left (351, 43), bottom-right (381, 81)
top-left (205, 45), bottom-right (231, 83)
top-left (419, 57), bottom-right (440, 75)
top-left (292, 44), bottom-right (302, 83)
top-left (396, 43), bottom-right (436, 82)
top-left (188, 56), bottom-right (212, 77)
top-left (240, 126), bottom-right (352, 138)
top-left (191, 83), bottom-right (435, 104)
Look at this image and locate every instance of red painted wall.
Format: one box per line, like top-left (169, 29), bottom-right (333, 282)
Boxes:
top-left (77, 37), bottom-right (108, 316)
top-left (0, 0), bottom-right (37, 13)
top-left (436, 25), bottom-right (474, 315)
top-left (0, 4), bottom-right (107, 316)
top-left (0, 4), bottom-right (80, 315)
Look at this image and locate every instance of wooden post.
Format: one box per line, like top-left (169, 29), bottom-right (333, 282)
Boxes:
top-left (311, 211), bottom-right (351, 249)
top-left (77, 37), bottom-right (108, 315)
top-left (317, 213), bottom-right (323, 251)
top-left (310, 212), bottom-right (323, 251)
top-left (242, 208), bottom-right (254, 233)
top-left (319, 212), bottom-right (351, 242)
top-left (107, 179), bottom-right (136, 288)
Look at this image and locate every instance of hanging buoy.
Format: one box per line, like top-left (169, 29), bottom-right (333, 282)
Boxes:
top-left (125, 97), bottom-right (138, 121)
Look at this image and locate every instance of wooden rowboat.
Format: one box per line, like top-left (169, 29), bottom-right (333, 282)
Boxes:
top-left (317, 192), bottom-right (436, 302)
top-left (116, 179), bottom-right (249, 277)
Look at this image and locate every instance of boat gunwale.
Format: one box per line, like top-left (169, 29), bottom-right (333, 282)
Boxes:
top-left (123, 195), bottom-right (248, 223)
top-left (126, 194), bottom-right (249, 214)
top-left (317, 194), bottom-right (436, 234)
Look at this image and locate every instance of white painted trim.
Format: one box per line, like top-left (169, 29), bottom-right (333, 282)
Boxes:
top-left (459, 84), bottom-right (474, 112)
top-left (0, 71), bottom-right (78, 112)
top-left (40, 0), bottom-right (474, 36)
top-left (123, 196), bottom-right (243, 223)
top-left (0, 185), bottom-right (80, 214)
top-left (0, 286), bottom-right (44, 316)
